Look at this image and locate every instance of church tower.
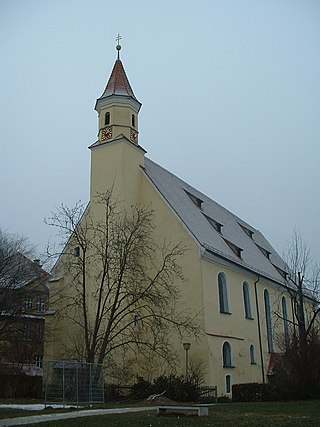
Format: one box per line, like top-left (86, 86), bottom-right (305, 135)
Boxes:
top-left (94, 37), bottom-right (142, 145)
top-left (90, 37), bottom-right (145, 203)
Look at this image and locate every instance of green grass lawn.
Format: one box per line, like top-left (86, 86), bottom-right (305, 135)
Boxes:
top-left (1, 401), bottom-right (320, 427)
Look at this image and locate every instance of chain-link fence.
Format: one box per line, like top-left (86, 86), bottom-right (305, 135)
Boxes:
top-left (44, 360), bottom-right (104, 407)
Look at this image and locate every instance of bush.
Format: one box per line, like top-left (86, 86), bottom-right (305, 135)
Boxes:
top-left (0, 373), bottom-right (42, 398)
top-left (131, 374), bottom-right (200, 402)
top-left (232, 382), bottom-right (289, 402)
top-left (130, 377), bottom-right (153, 399)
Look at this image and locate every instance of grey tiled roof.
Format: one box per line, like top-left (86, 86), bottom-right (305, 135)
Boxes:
top-left (143, 158), bottom-right (289, 286)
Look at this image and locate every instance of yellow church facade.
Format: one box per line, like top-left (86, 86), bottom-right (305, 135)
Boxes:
top-left (47, 46), bottom-right (303, 397)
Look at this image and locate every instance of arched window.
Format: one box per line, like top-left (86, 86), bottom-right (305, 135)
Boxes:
top-left (225, 374), bottom-right (232, 394)
top-left (282, 296), bottom-right (289, 345)
top-left (132, 114), bottom-right (135, 128)
top-left (250, 344), bottom-right (256, 364)
top-left (222, 341), bottom-right (232, 367)
top-left (264, 289), bottom-right (274, 353)
top-left (243, 281), bottom-right (253, 319)
top-left (105, 112), bottom-right (110, 125)
top-left (218, 272), bottom-right (230, 314)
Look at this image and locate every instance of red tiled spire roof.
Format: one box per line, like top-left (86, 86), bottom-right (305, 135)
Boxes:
top-left (99, 59), bottom-right (138, 100)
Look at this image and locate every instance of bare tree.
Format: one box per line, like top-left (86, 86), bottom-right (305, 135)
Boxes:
top-left (286, 229), bottom-right (320, 347)
top-left (0, 228), bottom-right (36, 343)
top-left (272, 230), bottom-right (320, 399)
top-left (47, 191), bottom-right (199, 367)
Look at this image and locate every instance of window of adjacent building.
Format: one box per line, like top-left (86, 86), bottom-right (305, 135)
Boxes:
top-left (222, 341), bottom-right (233, 367)
top-left (105, 112), bottom-right (110, 125)
top-left (25, 297), bottom-right (33, 312)
top-left (35, 354), bottom-right (43, 368)
top-left (24, 322), bottom-right (31, 340)
top-left (282, 296), bottom-right (290, 346)
top-left (243, 281), bottom-right (253, 319)
top-left (133, 314), bottom-right (141, 328)
top-left (264, 289), bottom-right (274, 353)
top-left (250, 344), bottom-right (256, 364)
top-left (226, 374), bottom-right (232, 394)
top-left (37, 297), bottom-right (45, 312)
top-left (218, 272), bottom-right (230, 314)
top-left (25, 354), bottom-right (31, 365)
top-left (132, 114), bottom-right (135, 128)
top-left (36, 323), bottom-right (43, 341)
top-left (74, 246), bottom-right (80, 257)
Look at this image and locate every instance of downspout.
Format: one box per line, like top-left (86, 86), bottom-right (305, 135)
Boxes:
top-left (254, 275), bottom-right (265, 383)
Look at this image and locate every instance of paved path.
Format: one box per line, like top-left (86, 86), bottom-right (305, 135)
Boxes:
top-left (0, 406), bottom-right (154, 426)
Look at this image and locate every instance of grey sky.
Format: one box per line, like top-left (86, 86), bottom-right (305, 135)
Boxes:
top-left (1, 0), bottom-right (319, 263)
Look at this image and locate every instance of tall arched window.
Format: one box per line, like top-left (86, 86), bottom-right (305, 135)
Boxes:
top-left (218, 272), bottom-right (230, 314)
top-left (225, 374), bottom-right (232, 394)
top-left (282, 296), bottom-right (289, 345)
top-left (132, 114), bottom-right (135, 128)
top-left (222, 341), bottom-right (232, 367)
top-left (264, 289), bottom-right (274, 353)
top-left (105, 112), bottom-right (110, 125)
top-left (243, 281), bottom-right (253, 319)
top-left (250, 344), bottom-right (256, 364)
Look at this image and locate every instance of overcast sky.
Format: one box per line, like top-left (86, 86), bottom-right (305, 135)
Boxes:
top-left (1, 0), bottom-right (319, 265)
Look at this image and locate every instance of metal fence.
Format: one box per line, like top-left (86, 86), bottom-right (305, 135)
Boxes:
top-left (44, 360), bottom-right (104, 407)
top-left (198, 386), bottom-right (217, 403)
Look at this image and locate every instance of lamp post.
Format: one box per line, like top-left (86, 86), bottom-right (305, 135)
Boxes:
top-left (183, 342), bottom-right (191, 379)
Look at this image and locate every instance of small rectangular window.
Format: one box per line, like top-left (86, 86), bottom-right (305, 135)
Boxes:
top-left (37, 298), bottom-right (45, 312)
top-left (25, 298), bottom-right (33, 312)
top-left (133, 314), bottom-right (141, 328)
top-left (35, 354), bottom-right (43, 368)
top-left (73, 246), bottom-right (80, 257)
top-left (24, 322), bottom-right (31, 340)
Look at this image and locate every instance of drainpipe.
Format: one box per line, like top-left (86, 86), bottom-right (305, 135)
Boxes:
top-left (254, 275), bottom-right (265, 384)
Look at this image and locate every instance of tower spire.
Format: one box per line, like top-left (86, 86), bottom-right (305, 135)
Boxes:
top-left (94, 38), bottom-right (142, 145)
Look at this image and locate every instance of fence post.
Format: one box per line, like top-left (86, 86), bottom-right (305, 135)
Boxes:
top-left (62, 361), bottom-right (65, 408)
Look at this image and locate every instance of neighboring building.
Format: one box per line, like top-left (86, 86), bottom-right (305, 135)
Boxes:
top-left (47, 44), bottom-right (314, 396)
top-left (0, 253), bottom-right (50, 372)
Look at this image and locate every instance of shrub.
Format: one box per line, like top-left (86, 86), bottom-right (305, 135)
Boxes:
top-left (130, 377), bottom-right (153, 399)
top-left (130, 374), bottom-right (200, 402)
top-left (232, 382), bottom-right (288, 402)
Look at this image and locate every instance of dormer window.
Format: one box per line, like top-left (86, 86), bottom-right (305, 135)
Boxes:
top-left (223, 238), bottom-right (243, 258)
top-left (273, 265), bottom-right (288, 280)
top-left (257, 245), bottom-right (271, 259)
top-left (184, 190), bottom-right (203, 209)
top-left (105, 112), bottom-right (110, 126)
top-left (132, 114), bottom-right (135, 128)
top-left (204, 214), bottom-right (223, 233)
top-left (239, 223), bottom-right (254, 239)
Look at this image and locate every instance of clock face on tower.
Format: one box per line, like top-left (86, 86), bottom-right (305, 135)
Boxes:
top-left (130, 129), bottom-right (138, 144)
top-left (101, 127), bottom-right (112, 141)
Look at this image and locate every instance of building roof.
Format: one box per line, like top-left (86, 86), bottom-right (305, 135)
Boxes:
top-left (98, 59), bottom-right (138, 100)
top-left (0, 253), bottom-right (50, 290)
top-left (143, 158), bottom-right (290, 287)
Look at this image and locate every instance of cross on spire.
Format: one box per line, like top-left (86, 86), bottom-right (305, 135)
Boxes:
top-left (116, 34), bottom-right (122, 59)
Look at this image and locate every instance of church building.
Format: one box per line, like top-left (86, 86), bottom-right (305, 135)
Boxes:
top-left (47, 42), bottom-right (303, 397)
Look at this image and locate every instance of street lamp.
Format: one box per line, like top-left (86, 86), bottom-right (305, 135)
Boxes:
top-left (183, 342), bottom-right (191, 379)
